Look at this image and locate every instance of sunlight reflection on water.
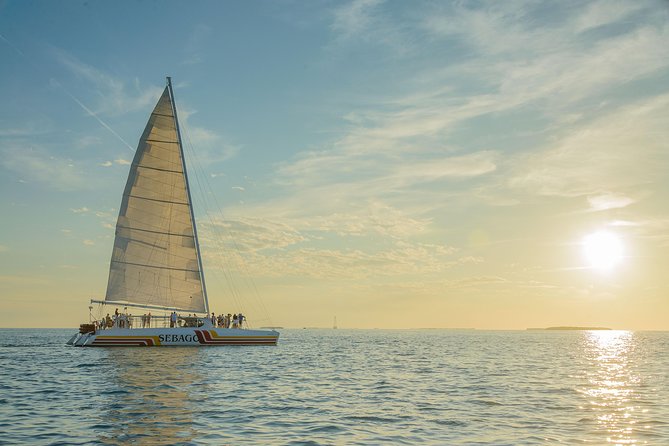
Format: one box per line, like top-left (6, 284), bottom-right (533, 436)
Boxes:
top-left (578, 330), bottom-right (644, 445)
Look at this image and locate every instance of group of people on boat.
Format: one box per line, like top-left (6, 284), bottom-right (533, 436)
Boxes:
top-left (211, 312), bottom-right (245, 329)
top-left (94, 308), bottom-right (247, 330)
top-left (95, 308), bottom-right (134, 330)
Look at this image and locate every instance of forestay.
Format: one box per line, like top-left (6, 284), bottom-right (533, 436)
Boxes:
top-left (104, 85), bottom-right (207, 314)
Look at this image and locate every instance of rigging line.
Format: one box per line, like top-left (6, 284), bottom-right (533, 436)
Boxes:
top-left (179, 127), bottom-right (246, 315)
top-left (171, 132), bottom-right (245, 314)
top-left (188, 150), bottom-right (247, 314)
top-left (181, 123), bottom-right (272, 326)
top-left (183, 146), bottom-right (272, 324)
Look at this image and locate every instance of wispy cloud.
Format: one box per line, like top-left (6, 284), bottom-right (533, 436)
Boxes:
top-left (182, 24), bottom-right (211, 65)
top-left (201, 219), bottom-right (462, 279)
top-left (588, 194), bottom-right (636, 212)
top-left (210, 0), bottom-right (668, 288)
top-left (51, 48), bottom-right (163, 116)
top-left (1, 146), bottom-right (85, 191)
top-left (331, 0), bottom-right (384, 39)
top-left (507, 93), bottom-right (669, 198)
top-left (177, 108), bottom-right (239, 165)
top-left (75, 135), bottom-right (102, 149)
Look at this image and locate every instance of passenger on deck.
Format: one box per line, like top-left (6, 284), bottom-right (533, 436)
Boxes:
top-left (170, 311), bottom-right (177, 328)
top-left (232, 314), bottom-right (238, 329)
top-left (238, 313), bottom-right (244, 329)
top-left (211, 312), bottom-right (216, 326)
top-left (105, 314), bottom-right (112, 328)
top-left (146, 312), bottom-right (151, 328)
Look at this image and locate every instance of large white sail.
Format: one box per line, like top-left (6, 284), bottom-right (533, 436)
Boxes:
top-left (104, 83), bottom-right (208, 314)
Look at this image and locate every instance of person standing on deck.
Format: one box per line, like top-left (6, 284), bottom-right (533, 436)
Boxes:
top-left (170, 311), bottom-right (177, 328)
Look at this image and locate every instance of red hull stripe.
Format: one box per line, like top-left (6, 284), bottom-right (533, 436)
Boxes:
top-left (91, 336), bottom-right (157, 346)
top-left (196, 330), bottom-right (278, 345)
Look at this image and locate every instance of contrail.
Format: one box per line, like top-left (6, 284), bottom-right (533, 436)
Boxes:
top-left (0, 33), bottom-right (26, 57)
top-left (53, 80), bottom-right (135, 152)
top-left (1, 32), bottom-right (135, 152)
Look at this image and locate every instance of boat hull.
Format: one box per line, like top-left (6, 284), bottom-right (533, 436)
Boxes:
top-left (68, 327), bottom-right (279, 347)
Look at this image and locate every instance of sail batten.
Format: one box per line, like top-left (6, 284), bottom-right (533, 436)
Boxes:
top-left (104, 83), bottom-right (207, 314)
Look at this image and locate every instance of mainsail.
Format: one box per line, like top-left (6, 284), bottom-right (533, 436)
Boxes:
top-left (104, 79), bottom-right (208, 314)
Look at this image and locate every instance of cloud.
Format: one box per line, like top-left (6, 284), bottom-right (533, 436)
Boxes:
top-left (204, 237), bottom-right (462, 280)
top-left (331, 0), bottom-right (385, 39)
top-left (99, 161), bottom-right (113, 167)
top-left (232, 186), bottom-right (245, 192)
top-left (76, 135), bottom-right (102, 149)
top-left (507, 93), bottom-right (669, 198)
top-left (1, 146), bottom-right (85, 191)
top-left (0, 127), bottom-right (45, 137)
top-left (201, 218), bottom-right (308, 253)
top-left (183, 24), bottom-right (211, 65)
top-left (177, 108), bottom-right (239, 165)
top-left (210, 0), bottom-right (668, 290)
top-left (573, 0), bottom-right (648, 33)
top-left (70, 207), bottom-right (89, 214)
top-left (114, 158), bottom-right (131, 165)
top-left (83, 239), bottom-right (95, 246)
top-left (267, 2), bottom-right (666, 226)
top-left (51, 48), bottom-right (163, 116)
top-left (588, 194), bottom-right (636, 212)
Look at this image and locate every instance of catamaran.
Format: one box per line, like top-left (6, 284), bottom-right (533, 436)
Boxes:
top-left (68, 77), bottom-right (279, 347)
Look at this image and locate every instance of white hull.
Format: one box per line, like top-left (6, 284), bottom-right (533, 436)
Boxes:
top-left (68, 326), bottom-right (279, 347)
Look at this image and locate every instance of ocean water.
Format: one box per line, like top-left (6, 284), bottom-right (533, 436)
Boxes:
top-left (0, 329), bottom-right (667, 445)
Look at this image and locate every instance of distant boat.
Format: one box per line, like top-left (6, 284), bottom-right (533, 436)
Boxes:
top-left (68, 77), bottom-right (278, 347)
top-left (333, 316), bottom-right (337, 329)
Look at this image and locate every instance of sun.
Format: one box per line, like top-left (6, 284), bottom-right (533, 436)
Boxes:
top-left (582, 231), bottom-right (624, 272)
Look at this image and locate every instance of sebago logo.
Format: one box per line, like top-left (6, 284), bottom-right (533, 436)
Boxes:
top-left (159, 334), bottom-right (198, 343)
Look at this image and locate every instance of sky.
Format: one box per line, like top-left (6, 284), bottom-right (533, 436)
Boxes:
top-left (1, 0), bottom-right (668, 330)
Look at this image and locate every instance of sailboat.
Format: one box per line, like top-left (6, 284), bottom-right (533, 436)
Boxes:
top-left (68, 77), bottom-right (279, 347)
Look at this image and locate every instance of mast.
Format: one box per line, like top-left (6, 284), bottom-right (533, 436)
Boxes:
top-left (166, 76), bottom-right (210, 315)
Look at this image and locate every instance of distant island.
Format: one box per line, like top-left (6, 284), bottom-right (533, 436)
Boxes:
top-left (527, 326), bottom-right (612, 331)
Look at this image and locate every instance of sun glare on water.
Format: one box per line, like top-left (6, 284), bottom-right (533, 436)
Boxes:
top-left (582, 231), bottom-right (624, 272)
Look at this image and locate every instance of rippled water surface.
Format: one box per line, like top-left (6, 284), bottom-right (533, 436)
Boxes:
top-left (1, 329), bottom-right (668, 445)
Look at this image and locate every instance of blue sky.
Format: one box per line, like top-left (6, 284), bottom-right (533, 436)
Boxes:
top-left (1, 0), bottom-right (668, 329)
